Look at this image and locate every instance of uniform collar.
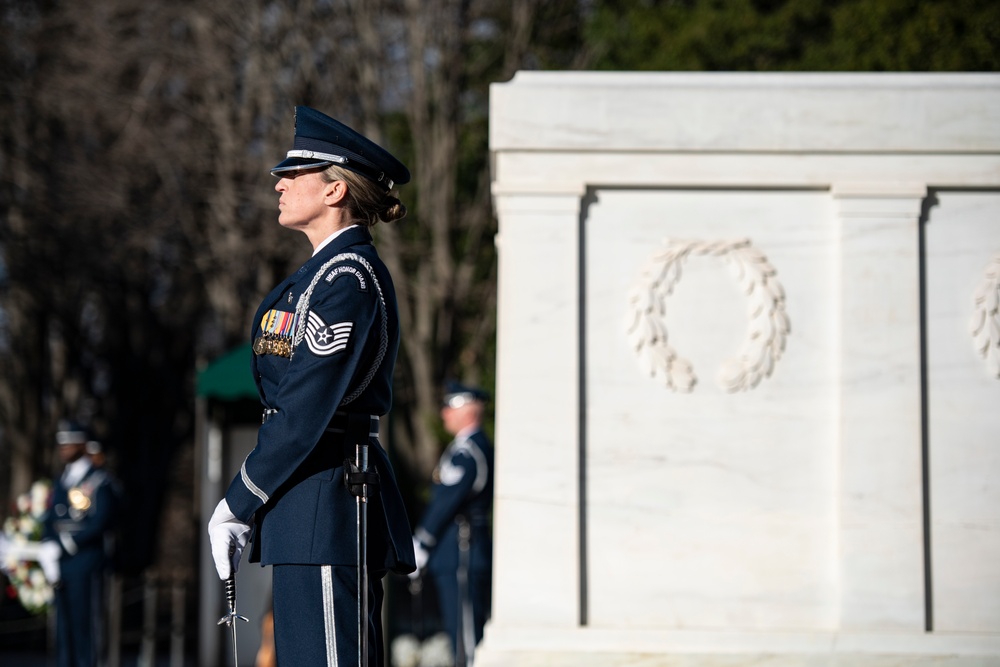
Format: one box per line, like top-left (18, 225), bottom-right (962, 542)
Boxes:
top-left (308, 225), bottom-right (372, 265)
top-left (250, 226), bottom-right (375, 339)
top-left (454, 424), bottom-right (481, 441)
top-left (312, 225), bottom-right (359, 257)
top-left (62, 457), bottom-right (92, 488)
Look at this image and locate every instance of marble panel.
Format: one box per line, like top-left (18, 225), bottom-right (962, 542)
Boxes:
top-left (583, 188), bottom-right (838, 630)
top-left (493, 195), bottom-right (583, 628)
top-left (484, 72), bottom-right (1000, 666)
top-left (834, 195), bottom-right (927, 631)
top-left (924, 190), bottom-right (1000, 632)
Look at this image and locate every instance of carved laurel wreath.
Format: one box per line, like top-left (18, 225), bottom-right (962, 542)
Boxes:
top-left (625, 238), bottom-right (790, 393)
top-left (970, 253), bottom-right (1000, 378)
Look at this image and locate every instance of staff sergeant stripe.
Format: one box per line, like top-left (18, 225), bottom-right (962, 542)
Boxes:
top-left (305, 312), bottom-right (352, 356)
top-left (240, 460), bottom-right (269, 503)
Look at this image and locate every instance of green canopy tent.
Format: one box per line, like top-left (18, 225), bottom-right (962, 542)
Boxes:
top-left (194, 343), bottom-right (267, 665)
top-left (196, 342), bottom-right (257, 401)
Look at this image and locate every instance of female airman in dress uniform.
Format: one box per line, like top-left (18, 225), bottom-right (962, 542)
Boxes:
top-left (208, 106), bottom-right (416, 667)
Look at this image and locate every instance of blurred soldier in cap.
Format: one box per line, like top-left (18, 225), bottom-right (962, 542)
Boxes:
top-left (207, 106), bottom-right (415, 667)
top-left (43, 419), bottom-right (116, 667)
top-left (85, 439), bottom-right (124, 571)
top-left (85, 440), bottom-right (106, 468)
top-left (411, 381), bottom-right (494, 666)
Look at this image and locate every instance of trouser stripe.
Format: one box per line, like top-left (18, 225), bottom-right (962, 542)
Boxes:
top-left (321, 565), bottom-right (338, 667)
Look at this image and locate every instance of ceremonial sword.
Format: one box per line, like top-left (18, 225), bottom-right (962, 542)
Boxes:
top-left (355, 442), bottom-right (371, 667)
top-left (218, 550), bottom-right (248, 665)
top-left (346, 437), bottom-right (378, 667)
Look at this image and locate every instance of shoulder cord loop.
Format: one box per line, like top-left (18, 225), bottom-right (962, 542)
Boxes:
top-left (291, 253), bottom-right (389, 405)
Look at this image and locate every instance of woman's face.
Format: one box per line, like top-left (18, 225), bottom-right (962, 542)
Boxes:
top-left (274, 169), bottom-right (332, 230)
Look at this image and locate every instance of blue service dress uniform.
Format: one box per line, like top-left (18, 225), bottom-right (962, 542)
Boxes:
top-left (414, 428), bottom-right (493, 662)
top-left (44, 461), bottom-right (116, 667)
top-left (223, 224), bottom-right (415, 666)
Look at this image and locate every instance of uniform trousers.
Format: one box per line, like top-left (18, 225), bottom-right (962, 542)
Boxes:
top-left (432, 571), bottom-right (490, 662)
top-left (272, 563), bottom-right (385, 667)
top-left (54, 567), bottom-right (104, 667)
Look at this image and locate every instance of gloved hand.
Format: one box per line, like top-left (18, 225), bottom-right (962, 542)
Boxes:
top-left (408, 537), bottom-right (429, 579)
top-left (207, 499), bottom-right (251, 580)
top-left (38, 540), bottom-right (62, 584)
top-left (0, 534), bottom-right (10, 574)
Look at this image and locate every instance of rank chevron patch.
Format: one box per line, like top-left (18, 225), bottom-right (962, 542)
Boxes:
top-left (304, 311), bottom-right (352, 356)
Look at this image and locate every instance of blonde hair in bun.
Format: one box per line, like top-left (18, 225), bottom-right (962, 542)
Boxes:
top-left (321, 164), bottom-right (407, 227)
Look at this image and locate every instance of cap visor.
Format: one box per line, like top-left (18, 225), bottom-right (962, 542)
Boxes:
top-left (270, 156), bottom-right (333, 176)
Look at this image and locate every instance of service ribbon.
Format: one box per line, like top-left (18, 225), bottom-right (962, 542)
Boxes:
top-left (260, 309), bottom-right (299, 337)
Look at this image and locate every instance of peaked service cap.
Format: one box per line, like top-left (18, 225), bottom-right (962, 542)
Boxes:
top-left (271, 106), bottom-right (410, 191)
top-left (442, 380), bottom-right (489, 409)
top-left (56, 419), bottom-right (90, 446)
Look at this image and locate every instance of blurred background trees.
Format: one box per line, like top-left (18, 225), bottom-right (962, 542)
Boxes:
top-left (585, 0), bottom-right (998, 71)
top-left (0, 0), bottom-right (995, 647)
top-left (0, 0), bottom-right (587, 576)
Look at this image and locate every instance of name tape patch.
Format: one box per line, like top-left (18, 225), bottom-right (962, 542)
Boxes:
top-left (325, 265), bottom-right (367, 290)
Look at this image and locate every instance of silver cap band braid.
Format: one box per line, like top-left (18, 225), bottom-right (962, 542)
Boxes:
top-left (284, 150), bottom-right (395, 190)
top-left (285, 149), bottom-right (347, 165)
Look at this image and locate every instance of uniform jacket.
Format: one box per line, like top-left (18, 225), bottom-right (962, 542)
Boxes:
top-left (415, 428), bottom-right (493, 575)
top-left (44, 462), bottom-right (115, 576)
top-left (224, 226), bottom-right (415, 574)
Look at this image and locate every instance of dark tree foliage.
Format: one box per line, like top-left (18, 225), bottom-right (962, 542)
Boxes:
top-left (584, 0), bottom-right (1000, 71)
top-left (0, 0), bottom-right (588, 577)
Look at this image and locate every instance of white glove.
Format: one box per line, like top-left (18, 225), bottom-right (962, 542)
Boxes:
top-left (38, 541), bottom-right (62, 584)
top-left (0, 534), bottom-right (9, 573)
top-left (409, 537), bottom-right (429, 579)
top-left (207, 499), bottom-right (251, 580)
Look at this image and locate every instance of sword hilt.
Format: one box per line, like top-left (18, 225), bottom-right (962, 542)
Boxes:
top-left (217, 573), bottom-right (249, 626)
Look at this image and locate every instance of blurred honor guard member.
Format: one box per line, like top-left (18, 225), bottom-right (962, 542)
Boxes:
top-left (412, 382), bottom-right (494, 666)
top-left (207, 106), bottom-right (416, 667)
top-left (44, 420), bottom-right (116, 667)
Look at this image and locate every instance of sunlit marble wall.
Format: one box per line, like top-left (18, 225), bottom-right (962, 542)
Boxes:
top-left (482, 72), bottom-right (1000, 666)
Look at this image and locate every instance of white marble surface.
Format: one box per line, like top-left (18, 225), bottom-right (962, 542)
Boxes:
top-left (493, 153), bottom-right (1000, 190)
top-left (477, 625), bottom-right (1000, 666)
top-left (485, 72), bottom-right (1000, 665)
top-left (834, 190), bottom-right (927, 631)
top-left (478, 654), bottom-right (998, 667)
top-left (585, 189), bottom-right (838, 630)
top-left (492, 194), bottom-right (583, 627)
top-left (490, 72), bottom-right (1000, 153)
top-left (924, 191), bottom-right (1000, 632)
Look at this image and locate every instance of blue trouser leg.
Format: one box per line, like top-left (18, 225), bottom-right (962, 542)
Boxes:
top-left (470, 572), bottom-right (490, 645)
top-left (55, 583), bottom-right (72, 667)
top-left (272, 564), bottom-right (384, 667)
top-left (433, 571), bottom-right (491, 662)
top-left (56, 568), bottom-right (98, 667)
top-left (431, 572), bottom-right (458, 657)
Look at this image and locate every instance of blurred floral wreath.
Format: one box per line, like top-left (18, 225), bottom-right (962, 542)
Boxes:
top-left (2, 479), bottom-right (55, 614)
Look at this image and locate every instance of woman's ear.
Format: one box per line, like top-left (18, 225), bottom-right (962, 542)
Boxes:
top-left (324, 179), bottom-right (348, 206)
